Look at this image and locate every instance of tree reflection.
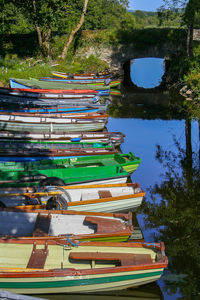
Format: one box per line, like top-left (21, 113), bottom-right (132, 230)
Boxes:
top-left (107, 87), bottom-right (186, 120)
top-left (140, 129), bottom-right (200, 299)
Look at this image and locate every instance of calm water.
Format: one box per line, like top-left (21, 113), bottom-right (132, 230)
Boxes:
top-left (37, 60), bottom-right (199, 299)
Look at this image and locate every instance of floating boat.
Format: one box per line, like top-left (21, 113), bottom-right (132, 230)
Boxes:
top-left (0, 183), bottom-right (145, 212)
top-left (0, 86), bottom-right (97, 99)
top-left (0, 209), bottom-right (137, 242)
top-left (10, 79), bottom-right (110, 96)
top-left (0, 152), bottom-right (140, 188)
top-left (0, 111), bottom-right (108, 133)
top-left (0, 140), bottom-right (117, 162)
top-left (0, 105), bottom-right (100, 114)
top-left (0, 131), bottom-right (125, 146)
top-left (40, 77), bottom-right (120, 88)
top-left (52, 71), bottom-right (112, 79)
top-left (0, 139), bottom-right (113, 150)
top-left (0, 239), bottom-right (168, 294)
top-left (0, 93), bottom-right (109, 111)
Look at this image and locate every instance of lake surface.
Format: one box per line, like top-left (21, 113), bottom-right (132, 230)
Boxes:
top-left (37, 60), bottom-right (199, 299)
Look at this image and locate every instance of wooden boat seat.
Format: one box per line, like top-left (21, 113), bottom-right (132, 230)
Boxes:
top-left (33, 213), bottom-right (51, 237)
top-left (27, 242), bottom-right (48, 269)
top-left (98, 190), bottom-right (112, 198)
top-left (84, 216), bottom-right (126, 233)
top-left (69, 252), bottom-right (152, 266)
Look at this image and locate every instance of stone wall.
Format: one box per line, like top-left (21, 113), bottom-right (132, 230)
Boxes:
top-left (76, 43), bottom-right (176, 74)
top-left (193, 29), bottom-right (200, 41)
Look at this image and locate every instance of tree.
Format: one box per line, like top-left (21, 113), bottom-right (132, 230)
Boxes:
top-left (61, 0), bottom-right (89, 60)
top-left (14, 0), bottom-right (78, 56)
top-left (158, 0), bottom-right (200, 57)
top-left (184, 0), bottom-right (200, 57)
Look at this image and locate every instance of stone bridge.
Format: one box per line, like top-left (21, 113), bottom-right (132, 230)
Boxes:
top-left (76, 28), bottom-right (187, 87)
top-left (76, 43), bottom-right (173, 86)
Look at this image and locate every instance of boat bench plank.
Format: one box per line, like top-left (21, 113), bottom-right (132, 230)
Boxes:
top-left (69, 252), bottom-right (152, 266)
top-left (84, 216), bottom-right (126, 233)
top-left (33, 213), bottom-right (51, 237)
top-left (98, 190), bottom-right (112, 198)
top-left (27, 243), bottom-right (48, 269)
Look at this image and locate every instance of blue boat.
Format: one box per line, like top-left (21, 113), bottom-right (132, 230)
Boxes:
top-left (0, 106), bottom-right (99, 114)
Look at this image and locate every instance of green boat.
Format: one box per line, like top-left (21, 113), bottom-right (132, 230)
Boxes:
top-left (0, 152), bottom-right (141, 188)
top-left (10, 78), bottom-right (111, 92)
top-left (0, 139), bottom-right (113, 150)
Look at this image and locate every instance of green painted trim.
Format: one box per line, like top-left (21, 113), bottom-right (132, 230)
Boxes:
top-left (79, 236), bottom-right (129, 242)
top-left (0, 271), bottom-right (162, 289)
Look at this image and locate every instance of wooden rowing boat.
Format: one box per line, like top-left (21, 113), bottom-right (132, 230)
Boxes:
top-left (10, 79), bottom-right (111, 96)
top-left (0, 239), bottom-right (168, 294)
top-left (0, 131), bottom-right (125, 146)
top-left (0, 105), bottom-right (100, 114)
top-left (0, 183), bottom-right (145, 212)
top-left (39, 77), bottom-right (120, 88)
top-left (0, 86), bottom-right (97, 98)
top-left (0, 152), bottom-right (140, 188)
top-left (0, 112), bottom-right (108, 133)
top-left (0, 209), bottom-right (138, 242)
top-left (0, 140), bottom-right (117, 162)
top-left (0, 94), bottom-right (109, 110)
top-left (52, 71), bottom-right (112, 79)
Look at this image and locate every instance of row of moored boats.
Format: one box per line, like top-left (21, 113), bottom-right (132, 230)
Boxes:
top-left (0, 71), bottom-right (168, 295)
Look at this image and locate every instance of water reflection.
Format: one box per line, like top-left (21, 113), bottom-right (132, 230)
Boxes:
top-left (130, 58), bottom-right (165, 89)
top-left (36, 283), bottom-right (163, 300)
top-left (106, 89), bottom-right (200, 299)
top-left (140, 136), bottom-right (200, 300)
top-left (108, 88), bottom-right (186, 120)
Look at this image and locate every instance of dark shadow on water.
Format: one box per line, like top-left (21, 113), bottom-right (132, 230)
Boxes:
top-left (108, 86), bottom-right (186, 120)
top-left (35, 282), bottom-right (164, 300)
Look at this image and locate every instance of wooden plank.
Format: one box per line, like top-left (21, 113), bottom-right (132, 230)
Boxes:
top-left (84, 216), bottom-right (126, 233)
top-left (26, 243), bottom-right (48, 269)
top-left (33, 213), bottom-right (51, 237)
top-left (98, 190), bottom-right (112, 198)
top-left (70, 252), bottom-right (152, 266)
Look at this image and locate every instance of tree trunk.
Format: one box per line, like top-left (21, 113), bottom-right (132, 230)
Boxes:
top-left (187, 23), bottom-right (194, 57)
top-left (42, 29), bottom-right (51, 57)
top-left (61, 0), bottom-right (89, 60)
top-left (185, 118), bottom-right (193, 189)
top-left (33, 0), bottom-right (43, 47)
top-left (185, 118), bottom-right (192, 160)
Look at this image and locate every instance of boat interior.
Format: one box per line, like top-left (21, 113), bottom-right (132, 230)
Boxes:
top-left (0, 242), bottom-right (158, 271)
top-left (0, 184), bottom-right (141, 206)
top-left (0, 211), bottom-right (128, 237)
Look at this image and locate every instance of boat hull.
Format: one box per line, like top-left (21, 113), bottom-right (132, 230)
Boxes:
top-left (67, 195), bottom-right (144, 213)
top-left (0, 131), bottom-right (125, 146)
top-left (0, 269), bottom-right (164, 294)
top-left (0, 120), bottom-right (105, 132)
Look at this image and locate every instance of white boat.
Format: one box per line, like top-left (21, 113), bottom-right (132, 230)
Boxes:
top-left (0, 183), bottom-right (145, 213)
top-left (0, 112), bottom-right (108, 132)
top-left (0, 131), bottom-right (125, 145)
top-left (0, 209), bottom-right (138, 242)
